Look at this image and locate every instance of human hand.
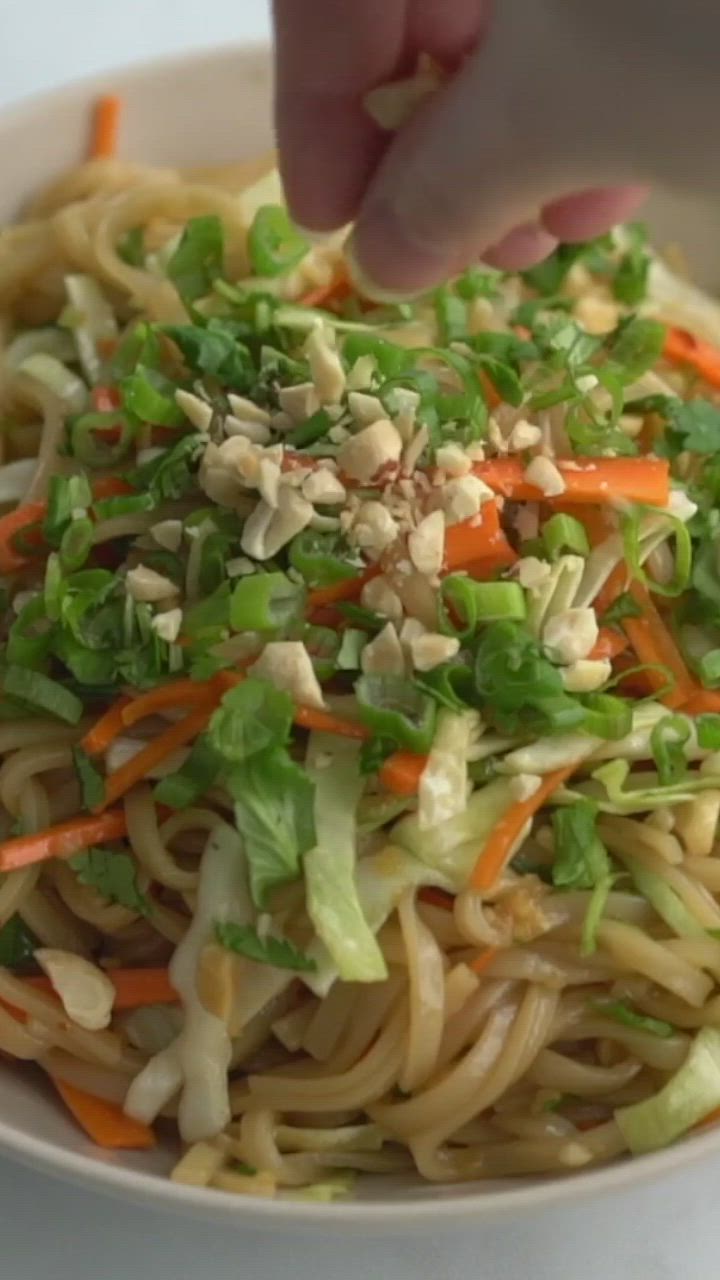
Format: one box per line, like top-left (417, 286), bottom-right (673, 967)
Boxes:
top-left (272, 1), bottom-right (717, 296)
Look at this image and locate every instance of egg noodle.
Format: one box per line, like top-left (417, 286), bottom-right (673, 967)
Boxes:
top-left (3, 103), bottom-right (720, 1199)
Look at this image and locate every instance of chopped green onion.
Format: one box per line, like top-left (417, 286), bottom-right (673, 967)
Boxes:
top-left (343, 333), bottom-right (413, 379)
top-left (414, 661), bottom-right (474, 711)
top-left (44, 474), bottom-right (92, 546)
top-left (590, 998), bottom-right (674, 1038)
top-left (7, 596), bottom-right (53, 669)
top-left (542, 513), bottom-right (590, 560)
top-left (43, 552), bottom-right (63, 620)
top-left (60, 516), bottom-right (93, 571)
top-left (697, 714), bottom-right (720, 750)
top-left (284, 408), bottom-right (334, 449)
top-left (650, 714), bottom-right (691, 786)
top-left (166, 215), bottom-right (224, 304)
top-left (69, 410), bottom-right (136, 468)
top-left (579, 692), bottom-right (632, 740)
top-left (434, 288), bottom-right (467, 344)
top-left (122, 367), bottom-right (186, 427)
top-left (247, 205), bottom-right (309, 277)
top-left (91, 492), bottom-right (155, 522)
top-left (622, 510), bottom-right (692, 599)
top-left (229, 572), bottom-right (305, 632)
top-left (1, 664), bottom-right (83, 724)
top-left (355, 674), bottom-right (437, 753)
top-left (441, 577), bottom-right (526, 637)
top-left (698, 649), bottom-right (720, 689)
top-left (288, 529), bottom-right (360, 588)
top-left (337, 629), bottom-right (367, 670)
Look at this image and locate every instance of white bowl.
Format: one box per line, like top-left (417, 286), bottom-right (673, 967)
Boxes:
top-left (2, 42), bottom-right (720, 1233)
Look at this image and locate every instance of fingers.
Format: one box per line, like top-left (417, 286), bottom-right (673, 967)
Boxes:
top-left (348, 3), bottom-right (641, 295)
top-left (271, 0), bottom-right (405, 231)
top-left (541, 187), bottom-right (650, 242)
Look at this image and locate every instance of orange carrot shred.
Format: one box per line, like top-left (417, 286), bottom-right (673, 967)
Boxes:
top-left (378, 751), bottom-right (427, 796)
top-left (120, 679), bottom-right (222, 730)
top-left (0, 810), bottom-right (128, 873)
top-left (471, 457), bottom-right (670, 508)
top-left (292, 705), bottom-right (368, 741)
top-left (26, 967), bottom-right (177, 1010)
top-left (470, 947), bottom-right (500, 976)
top-left (589, 628), bottom-right (629, 662)
top-left (621, 581), bottom-right (697, 710)
top-left (682, 690), bottom-right (720, 716)
top-left (91, 95), bottom-right (122, 160)
top-left (52, 1078), bottom-right (155, 1149)
top-left (663, 327), bottom-right (720, 390)
top-left (81, 696), bottom-right (133, 756)
top-left (100, 702), bottom-right (215, 809)
top-left (471, 764), bottom-right (577, 893)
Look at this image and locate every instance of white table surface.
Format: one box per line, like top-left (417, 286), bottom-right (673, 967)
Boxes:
top-left (0, 5), bottom-right (719, 1277)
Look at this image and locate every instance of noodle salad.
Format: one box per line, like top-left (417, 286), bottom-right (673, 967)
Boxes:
top-left (3, 101), bottom-right (720, 1199)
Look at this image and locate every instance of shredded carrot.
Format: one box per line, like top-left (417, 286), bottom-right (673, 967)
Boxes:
top-left (81, 695), bottom-right (133, 756)
top-left (444, 503), bottom-right (517, 573)
top-left (478, 369), bottom-right (502, 409)
top-left (470, 764), bottom-right (577, 892)
top-left (0, 810), bottom-right (127, 873)
top-left (664, 327), bottom-right (720, 390)
top-left (378, 750), bottom-right (427, 795)
top-left (471, 457), bottom-right (670, 508)
top-left (26, 967), bottom-right (177, 1010)
top-left (0, 501), bottom-right (47, 574)
top-left (299, 277), bottom-right (351, 310)
top-left (418, 887), bottom-right (455, 912)
top-left (682, 690), bottom-right (720, 716)
top-left (90, 95), bottom-right (122, 161)
top-left (51, 1077), bottom-right (155, 1149)
top-left (120, 679), bottom-right (222, 730)
top-left (593, 562), bottom-right (629, 618)
top-left (292, 705), bottom-right (368, 741)
top-left (307, 565), bottom-right (377, 610)
top-left (100, 702), bottom-right (215, 809)
top-left (470, 947), bottom-right (500, 976)
top-left (622, 581), bottom-right (697, 710)
top-left (589, 628), bottom-right (629, 662)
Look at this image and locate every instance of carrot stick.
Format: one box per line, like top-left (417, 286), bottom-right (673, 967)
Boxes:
top-left (593, 562), bottom-right (629, 618)
top-left (307, 566), bottom-right (377, 610)
top-left (471, 457), bottom-right (670, 508)
top-left (51, 1078), bottom-right (155, 1149)
top-left (81, 695), bottom-right (133, 756)
top-left (622, 581), bottom-right (696, 710)
top-left (90, 95), bottom-right (122, 161)
top-left (682, 690), bottom-right (720, 716)
top-left (293, 705), bottom-right (368, 741)
top-left (26, 967), bottom-right (177, 1010)
top-left (589, 628), bottom-right (629, 662)
top-left (100, 702), bottom-right (215, 809)
top-left (470, 764), bottom-right (577, 892)
top-left (664, 327), bottom-right (720, 390)
top-left (444, 504), bottom-right (517, 573)
top-left (418, 887), bottom-right (455, 912)
top-left (0, 810), bottom-right (127, 873)
top-left (470, 947), bottom-right (500, 976)
top-left (300, 278), bottom-right (351, 309)
top-left (120, 679), bottom-right (221, 730)
top-left (379, 750), bottom-right (427, 795)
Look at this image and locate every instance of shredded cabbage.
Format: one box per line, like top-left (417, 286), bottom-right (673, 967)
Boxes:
top-left (63, 274), bottom-right (118, 384)
top-left (18, 352), bottom-right (88, 414)
top-left (418, 709), bottom-right (477, 829)
top-left (393, 776), bottom-right (519, 885)
top-left (616, 1026), bottom-right (720, 1153)
top-left (303, 734), bottom-right (386, 987)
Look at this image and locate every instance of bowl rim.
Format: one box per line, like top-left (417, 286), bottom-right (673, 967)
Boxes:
top-left (2, 39), bottom-right (720, 1227)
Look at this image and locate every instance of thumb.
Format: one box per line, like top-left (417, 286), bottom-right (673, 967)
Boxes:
top-left (348, 3), bottom-right (648, 297)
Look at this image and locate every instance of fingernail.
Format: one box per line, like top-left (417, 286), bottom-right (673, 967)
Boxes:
top-left (293, 223), bottom-right (337, 245)
top-left (348, 200), bottom-right (458, 301)
top-left (481, 222), bottom-right (558, 271)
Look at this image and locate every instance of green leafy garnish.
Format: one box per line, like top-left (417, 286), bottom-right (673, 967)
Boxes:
top-left (208, 679), bottom-right (293, 765)
top-left (153, 734), bottom-right (223, 809)
top-left (247, 205), bottom-right (309, 277)
top-left (162, 319), bottom-right (253, 391)
top-left (73, 746), bottom-right (105, 810)
top-left (552, 802), bottom-right (610, 890)
top-left (473, 620), bottom-right (585, 736)
top-left (167, 215), bottom-right (224, 304)
top-left (0, 914), bottom-right (37, 969)
top-left (69, 847), bottom-right (151, 915)
top-left (214, 921), bottom-right (316, 971)
top-left (601, 591), bottom-right (643, 627)
top-left (226, 747), bottom-right (316, 907)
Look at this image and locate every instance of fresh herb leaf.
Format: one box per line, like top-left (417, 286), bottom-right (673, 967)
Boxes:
top-left (72, 746), bottom-right (105, 809)
top-left (359, 735), bottom-right (396, 776)
top-left (247, 205), bottom-right (309, 277)
top-left (590, 998), bottom-right (674, 1039)
top-left (69, 847), bottom-right (151, 915)
top-left (214, 921), bottom-right (316, 971)
top-left (552, 802), bottom-right (610, 890)
top-left (650, 714), bottom-right (691, 786)
top-left (128, 433), bottom-right (204, 502)
top-left (161, 319), bottom-right (253, 391)
top-left (0, 914), bottom-right (37, 969)
top-left (209, 679), bottom-right (293, 765)
top-left (122, 366), bottom-right (186, 427)
top-left (226, 747), bottom-right (316, 907)
top-left (1, 665), bottom-right (83, 725)
top-left (473, 621), bottom-right (585, 736)
top-left (153, 734), bottom-right (223, 808)
top-left (664, 398), bottom-right (720, 456)
top-left (167, 215), bottom-right (224, 304)
top-left (607, 316), bottom-right (666, 382)
top-left (613, 225), bottom-right (651, 305)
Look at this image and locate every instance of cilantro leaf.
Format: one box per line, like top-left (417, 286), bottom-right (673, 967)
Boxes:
top-left (153, 734), bottom-right (223, 809)
top-left (473, 621), bottom-right (585, 736)
top-left (73, 746), bottom-right (105, 810)
top-left (69, 847), bottom-right (152, 916)
top-left (552, 802), bottom-right (610, 890)
top-left (214, 921), bottom-right (316, 971)
top-left (522, 240), bottom-right (607, 294)
top-left (665, 399), bottom-right (720, 456)
top-left (226, 747), bottom-right (316, 907)
top-left (166, 215), bottom-right (224, 304)
top-left (128, 433), bottom-right (204, 502)
top-left (590, 998), bottom-right (674, 1039)
top-left (607, 316), bottom-right (666, 382)
top-left (208, 679), bottom-right (293, 765)
top-left (161, 320), bottom-right (254, 391)
top-left (0, 914), bottom-right (37, 969)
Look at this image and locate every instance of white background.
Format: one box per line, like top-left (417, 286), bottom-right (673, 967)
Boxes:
top-left (0, 3), bottom-right (719, 1276)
